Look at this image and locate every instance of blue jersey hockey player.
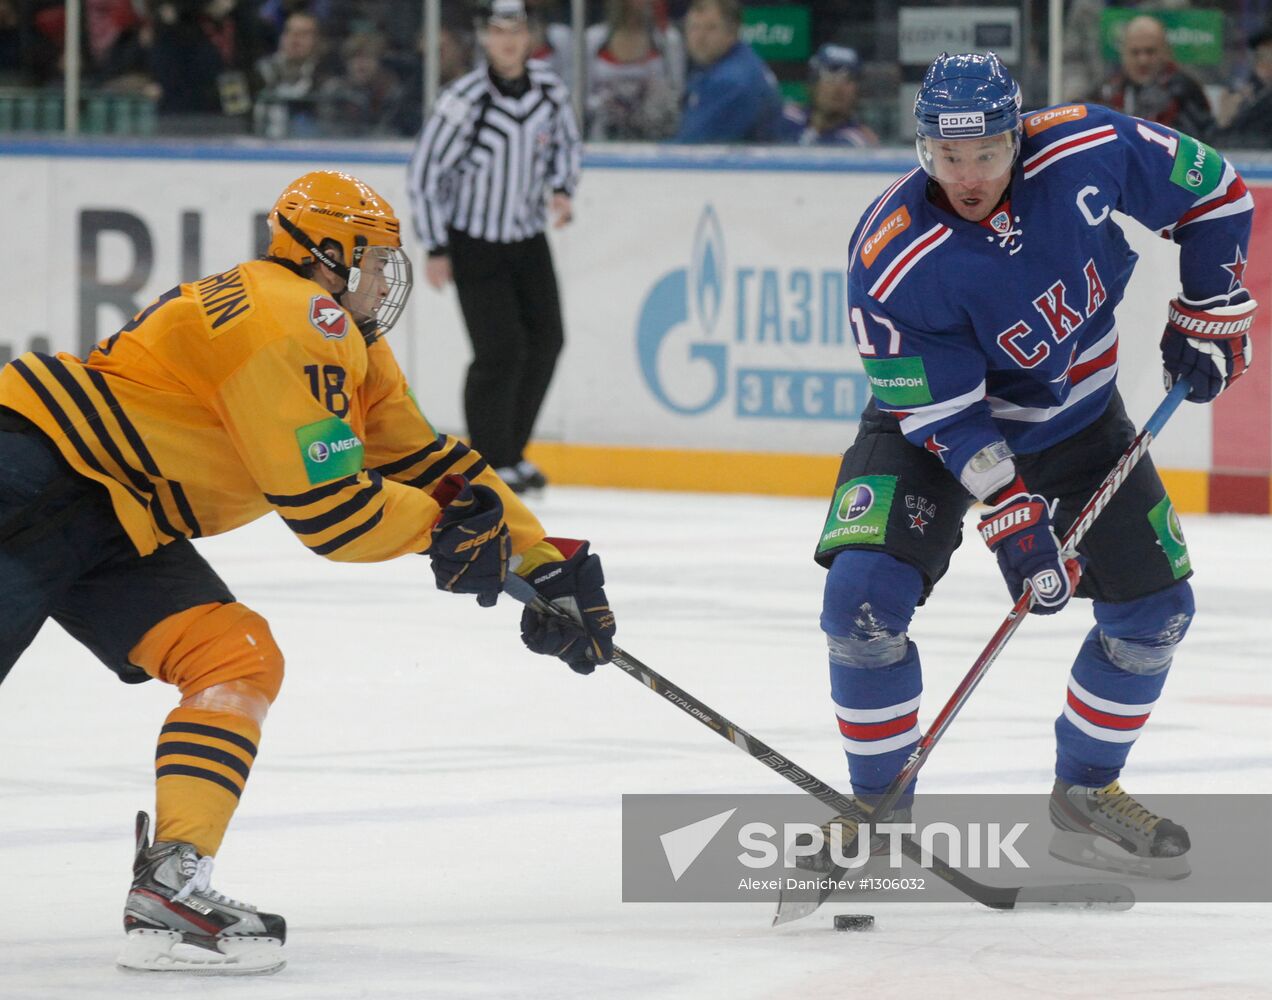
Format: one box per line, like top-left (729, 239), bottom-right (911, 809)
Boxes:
top-left (814, 52), bottom-right (1256, 877)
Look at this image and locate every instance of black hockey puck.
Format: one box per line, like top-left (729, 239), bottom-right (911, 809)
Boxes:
top-left (833, 914), bottom-right (875, 932)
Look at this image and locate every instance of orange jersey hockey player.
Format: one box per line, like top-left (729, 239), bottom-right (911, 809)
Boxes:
top-left (0, 170), bottom-right (617, 974)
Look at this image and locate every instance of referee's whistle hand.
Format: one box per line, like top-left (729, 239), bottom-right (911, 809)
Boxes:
top-left (425, 255), bottom-right (452, 291)
top-left (551, 194), bottom-right (573, 228)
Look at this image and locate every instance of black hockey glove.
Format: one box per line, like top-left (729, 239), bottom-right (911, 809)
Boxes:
top-left (519, 538), bottom-right (615, 675)
top-left (978, 475), bottom-right (1081, 615)
top-left (1160, 296), bottom-right (1257, 403)
top-left (429, 474), bottom-right (510, 607)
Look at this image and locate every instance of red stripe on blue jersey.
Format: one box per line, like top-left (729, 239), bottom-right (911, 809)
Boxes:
top-left (1067, 339), bottom-right (1118, 384)
top-left (871, 224), bottom-right (951, 301)
top-left (849, 169), bottom-right (920, 271)
top-left (1022, 125), bottom-right (1117, 177)
top-left (1174, 174), bottom-right (1249, 229)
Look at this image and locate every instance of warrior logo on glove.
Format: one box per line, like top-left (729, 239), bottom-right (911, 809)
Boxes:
top-left (1160, 296), bottom-right (1257, 403)
top-left (979, 475), bottom-right (1082, 615)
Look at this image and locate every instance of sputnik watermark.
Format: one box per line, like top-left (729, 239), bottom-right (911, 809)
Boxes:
top-left (737, 821), bottom-right (1031, 870)
top-left (625, 793), bottom-right (1272, 904)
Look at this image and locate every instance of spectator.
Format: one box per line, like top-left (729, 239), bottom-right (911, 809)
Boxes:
top-left (1095, 15), bottom-right (1214, 140)
top-left (388, 22), bottom-right (474, 136)
top-left (84, 0), bottom-right (151, 90)
top-left (1216, 22), bottom-right (1272, 149)
top-left (317, 30), bottom-right (402, 137)
top-left (584, 0), bottom-right (684, 140)
top-left (0, 0), bottom-right (22, 84)
top-left (148, 0), bottom-right (263, 120)
top-left (15, 0), bottom-right (151, 89)
top-left (253, 9), bottom-right (325, 137)
top-left (526, 0), bottom-right (572, 85)
top-left (777, 43), bottom-right (878, 147)
top-left (674, 0), bottom-right (780, 143)
top-left (257, 0), bottom-right (330, 39)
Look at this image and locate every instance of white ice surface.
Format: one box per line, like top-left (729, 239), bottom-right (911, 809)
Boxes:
top-left (1, 487), bottom-right (1269, 999)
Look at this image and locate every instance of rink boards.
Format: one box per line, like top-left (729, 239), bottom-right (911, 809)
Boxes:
top-left (4, 139), bottom-right (1271, 512)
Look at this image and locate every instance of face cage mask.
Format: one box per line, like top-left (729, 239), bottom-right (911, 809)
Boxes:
top-left (915, 130), bottom-right (1019, 185)
top-left (275, 212), bottom-right (413, 343)
top-left (345, 244), bottom-right (413, 344)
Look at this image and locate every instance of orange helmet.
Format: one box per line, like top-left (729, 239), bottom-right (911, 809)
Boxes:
top-left (267, 170), bottom-right (412, 340)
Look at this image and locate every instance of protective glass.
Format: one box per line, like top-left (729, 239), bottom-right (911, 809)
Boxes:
top-left (346, 245), bottom-right (413, 338)
top-left (916, 131), bottom-right (1019, 184)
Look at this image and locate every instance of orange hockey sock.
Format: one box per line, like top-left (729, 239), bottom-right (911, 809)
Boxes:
top-left (153, 706), bottom-right (260, 856)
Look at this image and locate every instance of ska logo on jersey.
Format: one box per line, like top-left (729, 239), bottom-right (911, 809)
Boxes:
top-left (309, 295), bottom-right (349, 340)
top-left (905, 494), bottom-right (936, 536)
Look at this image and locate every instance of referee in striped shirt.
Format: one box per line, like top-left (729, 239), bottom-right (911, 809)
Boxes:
top-left (408, 0), bottom-right (582, 494)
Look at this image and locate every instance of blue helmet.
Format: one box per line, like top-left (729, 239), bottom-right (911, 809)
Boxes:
top-left (809, 43), bottom-right (861, 80)
top-left (913, 52), bottom-right (1021, 140)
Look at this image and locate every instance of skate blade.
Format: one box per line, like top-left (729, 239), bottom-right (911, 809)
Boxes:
top-left (1048, 830), bottom-right (1191, 881)
top-left (116, 928), bottom-right (286, 975)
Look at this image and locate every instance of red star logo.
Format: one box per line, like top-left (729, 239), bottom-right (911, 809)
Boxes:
top-left (923, 435), bottom-right (948, 459)
top-left (909, 512), bottom-right (928, 534)
top-left (1220, 247), bottom-right (1247, 292)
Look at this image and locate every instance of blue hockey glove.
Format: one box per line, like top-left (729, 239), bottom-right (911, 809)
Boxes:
top-left (978, 476), bottom-right (1081, 615)
top-left (1161, 297), bottom-right (1257, 403)
top-left (429, 474), bottom-right (510, 607)
top-left (519, 538), bottom-right (615, 675)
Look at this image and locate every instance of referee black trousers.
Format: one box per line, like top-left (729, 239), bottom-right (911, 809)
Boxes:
top-left (449, 229), bottom-right (564, 471)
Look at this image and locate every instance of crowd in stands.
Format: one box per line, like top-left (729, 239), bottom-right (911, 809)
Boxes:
top-left (1, 0), bottom-right (1270, 149)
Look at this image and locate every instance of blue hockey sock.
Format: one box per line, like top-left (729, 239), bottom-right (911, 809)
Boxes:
top-left (830, 641), bottom-right (922, 805)
top-left (1055, 629), bottom-right (1169, 787)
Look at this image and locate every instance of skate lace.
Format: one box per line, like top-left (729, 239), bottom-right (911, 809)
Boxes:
top-left (1095, 781), bottom-right (1161, 833)
top-left (172, 854), bottom-right (255, 911)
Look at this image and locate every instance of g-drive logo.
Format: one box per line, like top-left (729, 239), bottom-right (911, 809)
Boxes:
top-left (635, 205), bottom-right (869, 421)
top-left (660, 810), bottom-right (1029, 881)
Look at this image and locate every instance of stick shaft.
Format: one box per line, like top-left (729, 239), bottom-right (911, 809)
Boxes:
top-left (504, 576), bottom-right (1021, 906)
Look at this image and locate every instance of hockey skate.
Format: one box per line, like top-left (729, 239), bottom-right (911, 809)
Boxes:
top-left (116, 812), bottom-right (286, 975)
top-left (1049, 779), bottom-right (1191, 880)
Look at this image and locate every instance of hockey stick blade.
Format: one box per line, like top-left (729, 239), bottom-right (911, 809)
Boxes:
top-left (772, 898), bottom-right (819, 926)
top-left (774, 880), bottom-right (1133, 924)
top-left (1011, 882), bottom-right (1135, 911)
top-left (503, 574), bottom-right (1130, 920)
